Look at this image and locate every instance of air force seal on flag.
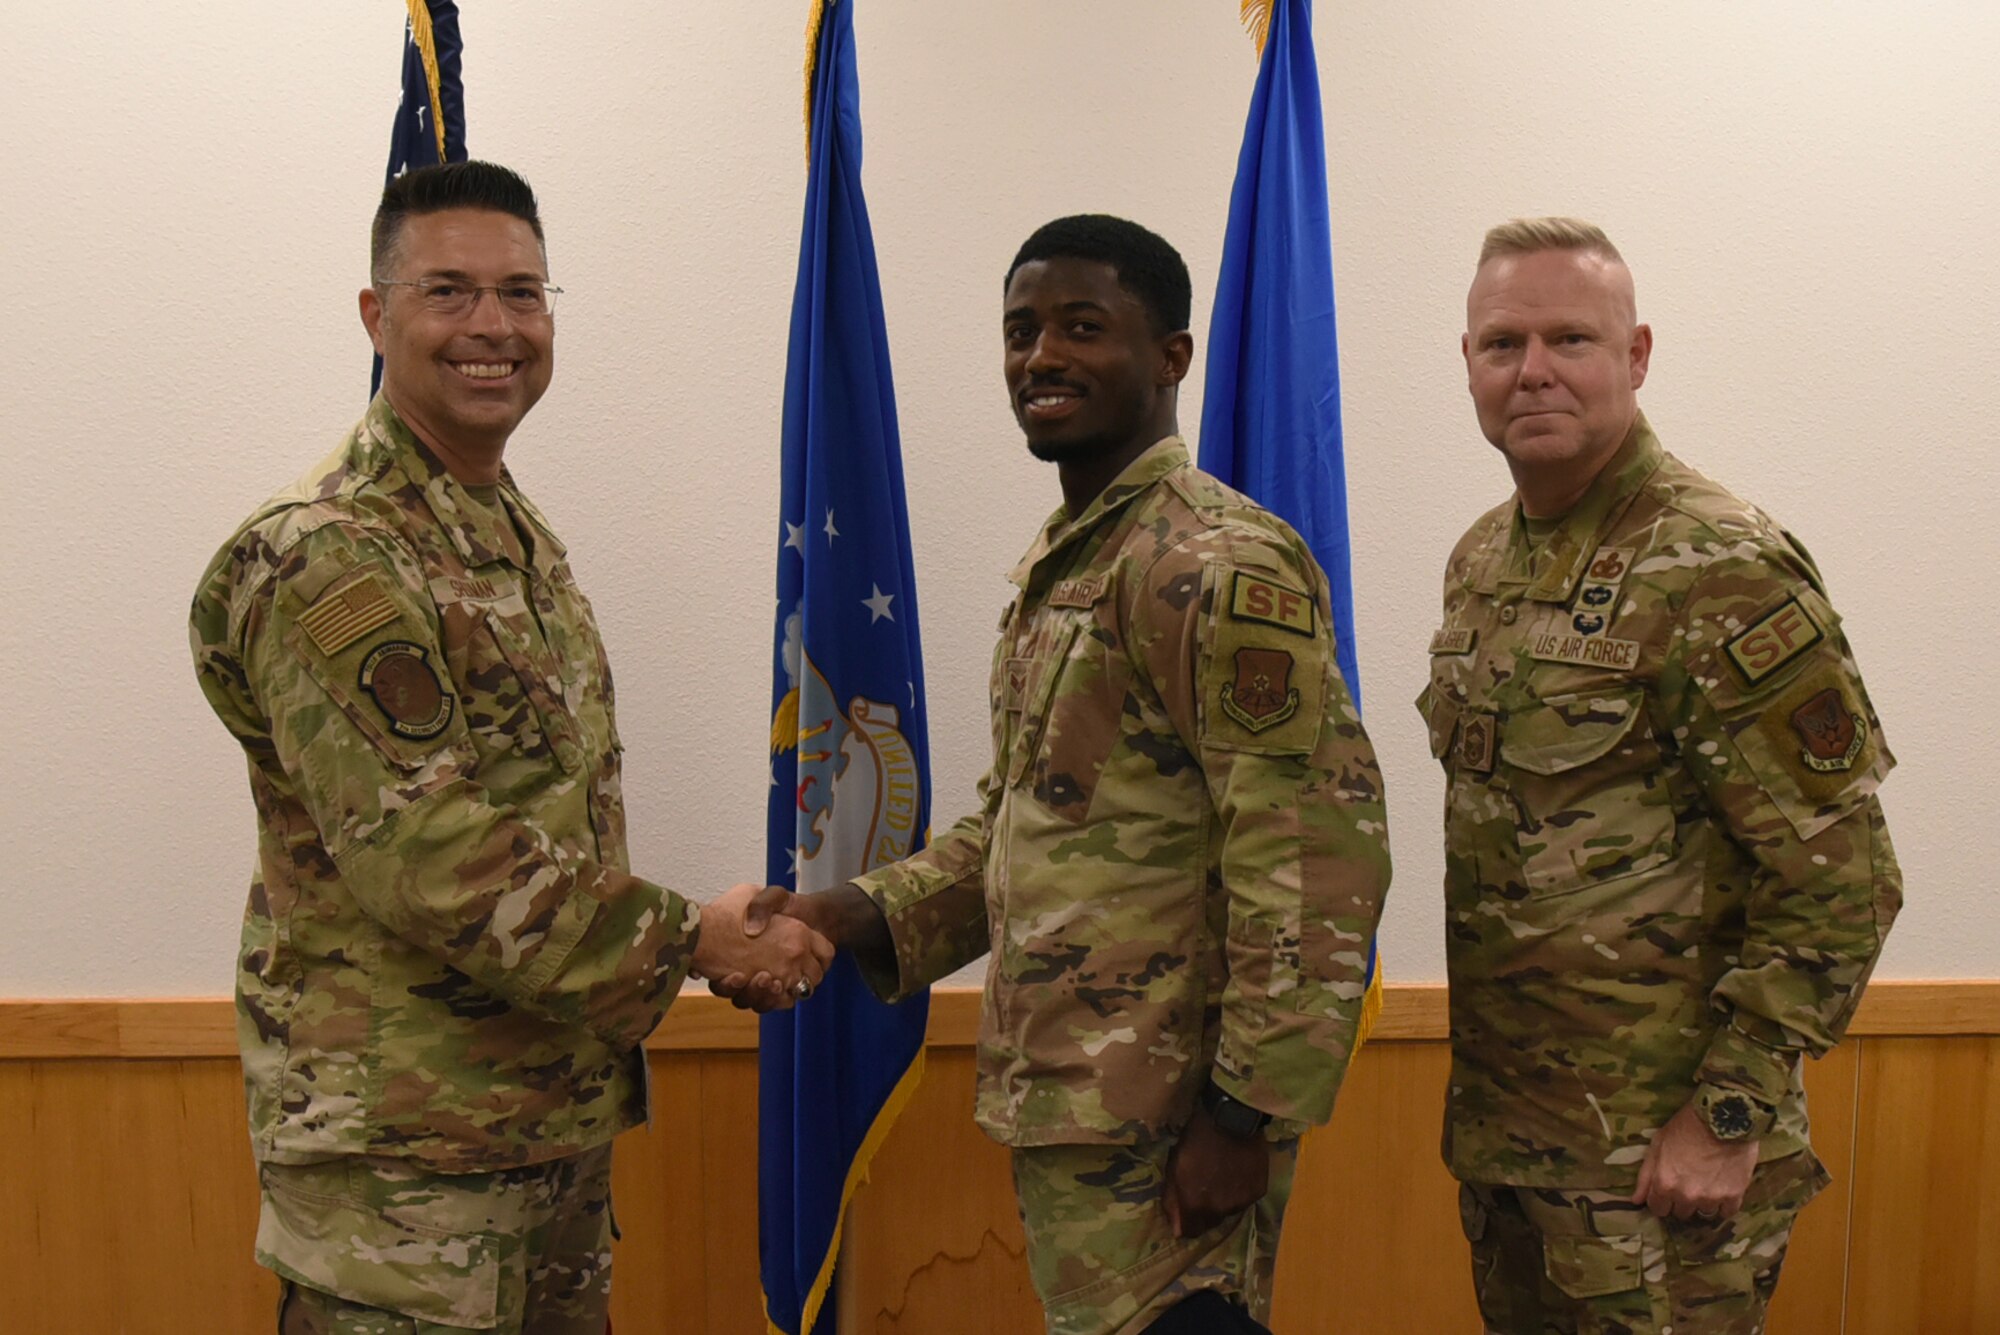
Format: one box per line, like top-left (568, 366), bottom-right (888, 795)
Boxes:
top-left (771, 605), bottom-right (921, 889)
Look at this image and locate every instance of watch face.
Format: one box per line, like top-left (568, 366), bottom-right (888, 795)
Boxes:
top-left (1709, 1093), bottom-right (1756, 1140)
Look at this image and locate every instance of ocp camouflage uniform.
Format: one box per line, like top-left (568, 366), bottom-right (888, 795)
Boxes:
top-left (851, 437), bottom-right (1393, 1334)
top-left (192, 397), bottom-right (696, 1331)
top-left (1420, 414), bottom-right (1900, 1332)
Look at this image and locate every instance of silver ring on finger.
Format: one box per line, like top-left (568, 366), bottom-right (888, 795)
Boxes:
top-left (792, 978), bottom-right (813, 1000)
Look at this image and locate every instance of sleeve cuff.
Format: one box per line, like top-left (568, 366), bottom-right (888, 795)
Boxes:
top-left (1695, 1021), bottom-right (1796, 1113)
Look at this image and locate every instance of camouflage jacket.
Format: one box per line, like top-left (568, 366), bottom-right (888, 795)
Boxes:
top-left (1420, 414), bottom-right (1900, 1188)
top-left (852, 438), bottom-right (1392, 1147)
top-left (190, 397), bottom-right (695, 1173)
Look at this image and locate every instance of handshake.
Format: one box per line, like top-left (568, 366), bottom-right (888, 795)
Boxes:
top-left (688, 883), bottom-right (887, 1012)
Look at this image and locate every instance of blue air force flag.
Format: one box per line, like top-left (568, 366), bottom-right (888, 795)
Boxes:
top-left (1200, 0), bottom-right (1382, 1032)
top-left (760, 3), bottom-right (932, 1333)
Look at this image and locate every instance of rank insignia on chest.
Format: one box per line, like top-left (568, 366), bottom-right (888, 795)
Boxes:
top-left (1456, 711), bottom-right (1497, 773)
top-left (359, 641), bottom-right (454, 739)
top-left (1791, 687), bottom-right (1866, 772)
top-left (1003, 658), bottom-right (1030, 715)
top-left (1219, 647), bottom-right (1300, 732)
top-left (1229, 572), bottom-right (1315, 636)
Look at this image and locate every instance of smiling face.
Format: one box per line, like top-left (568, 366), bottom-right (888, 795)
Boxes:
top-left (360, 208), bottom-right (554, 463)
top-left (1462, 247), bottom-right (1651, 487)
top-left (1002, 257), bottom-right (1188, 469)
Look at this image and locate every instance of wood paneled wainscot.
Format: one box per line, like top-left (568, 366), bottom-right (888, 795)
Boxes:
top-left (2, 983), bottom-right (1994, 1334)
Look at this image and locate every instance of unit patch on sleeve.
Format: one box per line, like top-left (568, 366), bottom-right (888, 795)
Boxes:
top-left (1229, 572), bottom-right (1315, 636)
top-left (359, 641), bottom-right (454, 739)
top-left (1790, 686), bottom-right (1866, 772)
top-left (1219, 647), bottom-right (1301, 733)
top-left (1725, 596), bottom-right (1825, 685)
top-left (297, 571), bottom-right (400, 656)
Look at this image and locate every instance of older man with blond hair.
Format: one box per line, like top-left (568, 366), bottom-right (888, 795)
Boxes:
top-left (1420, 217), bottom-right (1900, 1333)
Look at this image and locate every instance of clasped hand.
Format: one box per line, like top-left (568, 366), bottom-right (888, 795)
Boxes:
top-left (690, 883), bottom-right (834, 1012)
top-left (709, 886), bottom-right (855, 1012)
top-left (1630, 1100), bottom-right (1760, 1221)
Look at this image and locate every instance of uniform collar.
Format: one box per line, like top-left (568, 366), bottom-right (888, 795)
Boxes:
top-left (356, 394), bottom-right (567, 574)
top-left (1009, 436), bottom-right (1188, 589)
top-left (1472, 412), bottom-right (1663, 601)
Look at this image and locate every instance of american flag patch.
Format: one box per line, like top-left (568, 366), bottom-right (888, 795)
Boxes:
top-left (297, 572), bottom-right (399, 656)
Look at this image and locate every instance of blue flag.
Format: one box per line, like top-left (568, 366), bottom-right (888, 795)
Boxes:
top-left (760, 4), bottom-right (931, 1332)
top-left (1201, 0), bottom-right (1383, 1028)
top-left (1198, 0), bottom-right (1360, 705)
top-left (373, 0), bottom-right (465, 394)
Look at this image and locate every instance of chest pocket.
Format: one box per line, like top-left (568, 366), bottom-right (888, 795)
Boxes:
top-left (440, 579), bottom-right (587, 777)
top-left (1499, 687), bottom-right (1676, 894)
top-left (1006, 607), bottom-right (1127, 825)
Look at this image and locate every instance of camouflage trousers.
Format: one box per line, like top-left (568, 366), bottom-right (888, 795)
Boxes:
top-left (1458, 1150), bottom-right (1830, 1335)
top-left (1011, 1136), bottom-right (1299, 1335)
top-left (260, 1144), bottom-right (615, 1334)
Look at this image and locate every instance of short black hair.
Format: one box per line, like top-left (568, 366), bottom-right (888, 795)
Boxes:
top-left (371, 161), bottom-right (545, 276)
top-left (1004, 215), bottom-right (1191, 334)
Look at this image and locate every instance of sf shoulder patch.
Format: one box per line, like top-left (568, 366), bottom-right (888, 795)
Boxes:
top-left (359, 641), bottom-right (454, 739)
top-left (1725, 596), bottom-right (1824, 685)
top-left (1229, 572), bottom-right (1315, 636)
top-left (297, 571), bottom-right (400, 656)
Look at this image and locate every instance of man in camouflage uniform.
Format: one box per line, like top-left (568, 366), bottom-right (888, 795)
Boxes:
top-left (726, 216), bottom-right (1392, 1334)
top-left (1425, 217), bottom-right (1901, 1333)
top-left (190, 161), bottom-right (831, 1335)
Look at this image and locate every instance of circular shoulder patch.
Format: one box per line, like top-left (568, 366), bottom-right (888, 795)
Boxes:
top-left (359, 641), bottom-right (453, 739)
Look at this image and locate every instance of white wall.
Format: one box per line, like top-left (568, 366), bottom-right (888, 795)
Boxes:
top-left (4, 1), bottom-right (1994, 996)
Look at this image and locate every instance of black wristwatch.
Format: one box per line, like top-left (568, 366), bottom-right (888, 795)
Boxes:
top-left (1695, 1086), bottom-right (1762, 1143)
top-left (1201, 1083), bottom-right (1272, 1140)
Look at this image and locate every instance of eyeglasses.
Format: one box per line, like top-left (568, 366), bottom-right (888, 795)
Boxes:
top-left (373, 278), bottom-right (563, 317)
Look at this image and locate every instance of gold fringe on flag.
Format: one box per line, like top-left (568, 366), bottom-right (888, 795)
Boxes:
top-left (802, 0), bottom-right (831, 163)
top-left (1352, 959), bottom-right (1385, 1054)
top-left (405, 0), bottom-right (450, 162)
top-left (1239, 0), bottom-right (1273, 56)
top-left (765, 1048), bottom-right (929, 1335)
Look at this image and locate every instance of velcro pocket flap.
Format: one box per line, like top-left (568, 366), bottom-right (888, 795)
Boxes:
top-left (1417, 685), bottom-right (1459, 761)
top-left (1006, 618), bottom-right (1083, 788)
top-left (1543, 1231), bottom-right (1645, 1300)
top-left (1502, 689), bottom-right (1646, 776)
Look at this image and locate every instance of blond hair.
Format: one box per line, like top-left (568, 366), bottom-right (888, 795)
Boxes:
top-left (1477, 217), bottom-right (1624, 270)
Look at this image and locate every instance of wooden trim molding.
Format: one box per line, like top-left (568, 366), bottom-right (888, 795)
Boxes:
top-left (1, 980), bottom-right (1994, 1061)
